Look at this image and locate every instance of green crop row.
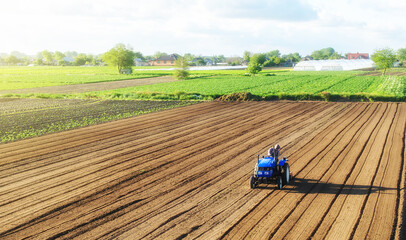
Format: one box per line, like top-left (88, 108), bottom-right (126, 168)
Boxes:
top-left (85, 71), bottom-right (404, 101)
top-left (1, 66), bottom-right (405, 102)
top-left (0, 99), bottom-right (197, 143)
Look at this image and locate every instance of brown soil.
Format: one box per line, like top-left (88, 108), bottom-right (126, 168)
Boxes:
top-left (0, 76), bottom-right (176, 94)
top-left (216, 92), bottom-right (261, 101)
top-left (0, 101), bottom-right (404, 239)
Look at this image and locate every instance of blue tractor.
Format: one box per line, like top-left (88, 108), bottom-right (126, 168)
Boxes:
top-left (250, 155), bottom-right (291, 189)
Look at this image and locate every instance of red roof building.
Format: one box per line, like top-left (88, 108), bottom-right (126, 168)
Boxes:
top-left (149, 54), bottom-right (179, 66)
top-left (347, 53), bottom-right (369, 60)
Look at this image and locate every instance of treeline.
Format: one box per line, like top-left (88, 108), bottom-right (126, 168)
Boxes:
top-left (0, 51), bottom-right (103, 66)
top-left (2, 46), bottom-right (406, 67)
top-left (243, 50), bottom-right (301, 67)
top-left (0, 49), bottom-right (225, 67)
top-left (309, 47), bottom-right (406, 63)
top-left (309, 47), bottom-right (342, 60)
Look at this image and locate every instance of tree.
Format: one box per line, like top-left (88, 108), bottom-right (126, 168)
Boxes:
top-left (53, 51), bottom-right (66, 65)
top-left (6, 55), bottom-right (19, 65)
top-left (283, 52), bottom-right (301, 63)
top-left (173, 56), bottom-right (189, 80)
top-left (263, 59), bottom-right (275, 67)
top-left (102, 44), bottom-right (136, 73)
top-left (134, 51), bottom-right (145, 61)
top-left (320, 47), bottom-right (335, 58)
top-left (265, 50), bottom-right (281, 59)
top-left (263, 56), bottom-right (285, 67)
top-left (397, 48), bottom-right (406, 66)
top-left (195, 57), bottom-right (206, 66)
top-left (42, 50), bottom-right (53, 65)
top-left (74, 53), bottom-right (88, 66)
top-left (311, 47), bottom-right (336, 60)
top-left (53, 51), bottom-right (65, 60)
top-left (329, 52), bottom-right (343, 60)
top-left (247, 55), bottom-right (262, 75)
top-left (243, 51), bottom-right (252, 62)
top-left (250, 53), bottom-right (266, 65)
top-left (183, 53), bottom-right (195, 62)
top-left (36, 58), bottom-right (44, 65)
top-left (371, 48), bottom-right (397, 75)
top-left (273, 56), bottom-right (283, 65)
top-left (216, 55), bottom-right (225, 63)
top-left (209, 55), bottom-right (224, 66)
top-left (247, 62), bottom-right (262, 76)
top-left (211, 56), bottom-right (219, 65)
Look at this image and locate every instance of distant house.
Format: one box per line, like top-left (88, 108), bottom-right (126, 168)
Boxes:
top-left (204, 57), bottom-right (214, 66)
top-left (149, 54), bottom-right (179, 66)
top-left (241, 60), bottom-right (249, 66)
top-left (283, 59), bottom-right (295, 67)
top-left (134, 58), bottom-right (148, 66)
top-left (347, 53), bottom-right (369, 60)
top-left (63, 57), bottom-right (75, 63)
top-left (301, 56), bottom-right (314, 61)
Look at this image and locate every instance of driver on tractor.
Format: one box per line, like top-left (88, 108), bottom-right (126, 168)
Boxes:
top-left (268, 144), bottom-right (281, 163)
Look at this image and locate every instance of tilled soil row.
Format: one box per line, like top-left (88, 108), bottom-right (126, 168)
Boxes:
top-left (221, 102), bottom-right (406, 240)
top-left (221, 102), bottom-right (374, 239)
top-left (0, 102), bottom-right (404, 240)
top-left (0, 101), bottom-right (295, 236)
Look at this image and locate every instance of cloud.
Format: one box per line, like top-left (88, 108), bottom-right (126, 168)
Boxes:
top-left (210, 0), bottom-right (317, 21)
top-left (0, 0), bottom-right (405, 56)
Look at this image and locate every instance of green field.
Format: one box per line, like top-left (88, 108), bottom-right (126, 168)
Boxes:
top-left (90, 71), bottom-right (405, 101)
top-left (0, 66), bottom-right (167, 90)
top-left (1, 66), bottom-right (405, 101)
top-left (1, 66), bottom-right (404, 142)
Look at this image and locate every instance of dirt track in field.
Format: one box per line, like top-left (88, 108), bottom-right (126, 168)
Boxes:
top-left (0, 76), bottom-right (176, 94)
top-left (0, 101), bottom-right (405, 239)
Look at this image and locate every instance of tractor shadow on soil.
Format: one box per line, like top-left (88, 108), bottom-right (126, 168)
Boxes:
top-left (255, 177), bottom-right (397, 195)
top-left (288, 177), bottom-right (397, 195)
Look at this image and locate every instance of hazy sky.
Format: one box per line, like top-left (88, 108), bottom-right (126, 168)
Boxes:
top-left (1, 0), bottom-right (405, 56)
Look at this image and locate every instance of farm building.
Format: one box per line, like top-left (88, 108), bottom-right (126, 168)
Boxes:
top-left (149, 54), bottom-right (179, 66)
top-left (347, 52), bottom-right (369, 60)
top-left (293, 59), bottom-right (375, 71)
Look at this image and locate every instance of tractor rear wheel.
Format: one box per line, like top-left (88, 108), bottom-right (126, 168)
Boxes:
top-left (282, 163), bottom-right (290, 185)
top-left (276, 175), bottom-right (283, 189)
top-left (250, 175), bottom-right (256, 189)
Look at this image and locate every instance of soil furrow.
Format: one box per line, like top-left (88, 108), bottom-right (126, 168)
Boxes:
top-left (275, 103), bottom-right (386, 240)
top-left (0, 102), bottom-right (404, 240)
top-left (220, 103), bottom-right (370, 239)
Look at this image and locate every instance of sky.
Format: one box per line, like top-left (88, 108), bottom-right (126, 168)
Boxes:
top-left (1, 0), bottom-right (405, 57)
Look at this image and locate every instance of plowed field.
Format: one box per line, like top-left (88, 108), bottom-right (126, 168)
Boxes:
top-left (0, 101), bottom-right (405, 239)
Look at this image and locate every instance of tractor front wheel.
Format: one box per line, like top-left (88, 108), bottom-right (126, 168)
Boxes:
top-left (250, 175), bottom-right (256, 189)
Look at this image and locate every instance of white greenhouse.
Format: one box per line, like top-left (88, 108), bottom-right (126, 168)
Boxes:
top-left (293, 59), bottom-right (375, 71)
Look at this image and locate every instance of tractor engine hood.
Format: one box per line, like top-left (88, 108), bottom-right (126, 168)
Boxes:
top-left (258, 156), bottom-right (276, 168)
